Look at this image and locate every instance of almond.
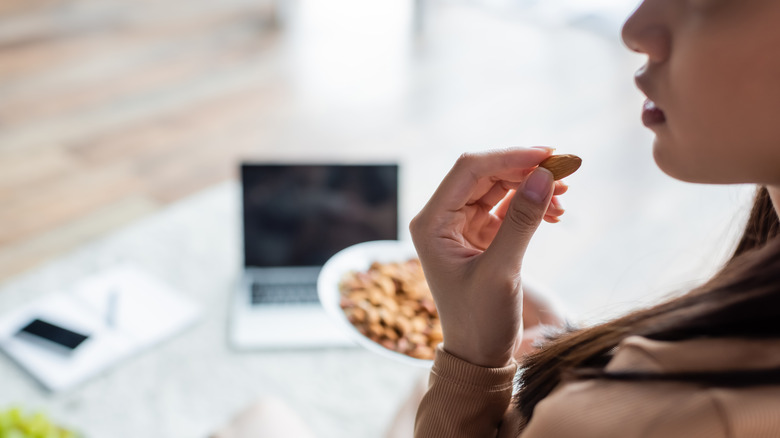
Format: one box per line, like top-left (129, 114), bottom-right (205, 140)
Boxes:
top-left (539, 154), bottom-right (582, 180)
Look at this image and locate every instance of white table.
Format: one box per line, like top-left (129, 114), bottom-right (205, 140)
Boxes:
top-left (0, 182), bottom-right (426, 438)
top-left (0, 174), bottom-right (753, 437)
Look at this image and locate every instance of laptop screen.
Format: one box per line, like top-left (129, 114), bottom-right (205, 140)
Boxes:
top-left (241, 164), bottom-right (399, 268)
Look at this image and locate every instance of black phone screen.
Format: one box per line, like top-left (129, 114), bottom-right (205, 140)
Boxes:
top-left (17, 318), bottom-right (89, 350)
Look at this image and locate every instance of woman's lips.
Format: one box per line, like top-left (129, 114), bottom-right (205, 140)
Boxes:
top-left (642, 99), bottom-right (666, 126)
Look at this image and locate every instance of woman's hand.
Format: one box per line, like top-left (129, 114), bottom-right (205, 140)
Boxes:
top-left (409, 148), bottom-right (567, 368)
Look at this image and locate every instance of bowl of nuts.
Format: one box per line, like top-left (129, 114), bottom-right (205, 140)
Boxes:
top-left (318, 240), bottom-right (440, 367)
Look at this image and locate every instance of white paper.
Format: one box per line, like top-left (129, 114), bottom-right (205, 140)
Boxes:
top-left (0, 265), bottom-right (201, 392)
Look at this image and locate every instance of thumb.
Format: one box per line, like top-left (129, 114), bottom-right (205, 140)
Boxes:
top-left (484, 167), bottom-right (554, 268)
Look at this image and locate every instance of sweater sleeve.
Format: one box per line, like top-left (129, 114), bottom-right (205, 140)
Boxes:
top-left (414, 345), bottom-right (518, 438)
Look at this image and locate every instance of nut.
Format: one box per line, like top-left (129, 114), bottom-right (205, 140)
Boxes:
top-left (539, 154), bottom-right (582, 180)
top-left (339, 259), bottom-right (442, 361)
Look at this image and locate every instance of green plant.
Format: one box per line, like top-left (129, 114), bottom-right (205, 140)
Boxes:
top-left (0, 407), bottom-right (78, 438)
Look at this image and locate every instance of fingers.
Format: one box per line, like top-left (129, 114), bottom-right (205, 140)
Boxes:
top-left (495, 191), bottom-right (565, 223)
top-left (469, 180), bottom-right (516, 211)
top-left (553, 181), bottom-right (569, 196)
top-left (470, 173), bottom-right (568, 224)
top-left (544, 196), bottom-right (565, 223)
top-left (430, 148), bottom-right (554, 212)
top-left (493, 189), bottom-right (516, 220)
top-left (483, 168), bottom-right (555, 268)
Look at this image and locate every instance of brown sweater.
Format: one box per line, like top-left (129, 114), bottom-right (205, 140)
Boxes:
top-left (415, 336), bottom-right (780, 437)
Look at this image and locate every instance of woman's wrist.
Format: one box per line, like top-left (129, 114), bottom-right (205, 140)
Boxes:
top-left (442, 339), bottom-right (517, 368)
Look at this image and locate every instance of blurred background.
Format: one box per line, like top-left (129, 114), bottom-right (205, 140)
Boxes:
top-left (0, 0), bottom-right (757, 436)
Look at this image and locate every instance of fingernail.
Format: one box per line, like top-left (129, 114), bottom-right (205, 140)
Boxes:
top-left (531, 146), bottom-right (556, 153)
top-left (523, 168), bottom-right (553, 204)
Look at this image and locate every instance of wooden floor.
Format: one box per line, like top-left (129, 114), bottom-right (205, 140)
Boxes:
top-left (0, 0), bottom-right (290, 282)
top-left (0, 0), bottom-right (656, 287)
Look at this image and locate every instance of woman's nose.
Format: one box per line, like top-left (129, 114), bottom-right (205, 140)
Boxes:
top-left (621, 0), bottom-right (671, 64)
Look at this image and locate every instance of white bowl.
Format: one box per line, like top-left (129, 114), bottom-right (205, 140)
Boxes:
top-left (318, 240), bottom-right (434, 368)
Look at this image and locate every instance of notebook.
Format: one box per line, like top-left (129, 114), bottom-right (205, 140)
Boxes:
top-left (0, 265), bottom-right (201, 392)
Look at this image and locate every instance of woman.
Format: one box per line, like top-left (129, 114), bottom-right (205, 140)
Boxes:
top-left (412, 0), bottom-right (780, 437)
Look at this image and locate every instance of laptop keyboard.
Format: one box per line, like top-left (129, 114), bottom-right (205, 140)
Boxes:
top-left (251, 282), bottom-right (320, 305)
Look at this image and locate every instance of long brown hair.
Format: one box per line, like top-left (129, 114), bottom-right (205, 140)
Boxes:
top-left (514, 186), bottom-right (780, 423)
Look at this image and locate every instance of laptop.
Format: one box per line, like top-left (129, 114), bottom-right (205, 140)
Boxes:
top-left (229, 163), bottom-right (399, 349)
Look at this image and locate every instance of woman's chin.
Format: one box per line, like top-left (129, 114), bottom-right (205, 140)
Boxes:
top-left (652, 141), bottom-right (706, 184)
top-left (653, 147), bottom-right (735, 185)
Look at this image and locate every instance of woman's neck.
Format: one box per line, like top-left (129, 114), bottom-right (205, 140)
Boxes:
top-left (767, 186), bottom-right (780, 216)
top-left (769, 186), bottom-right (780, 218)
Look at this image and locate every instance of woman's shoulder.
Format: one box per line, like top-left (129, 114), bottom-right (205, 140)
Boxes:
top-left (518, 336), bottom-right (780, 438)
top-left (606, 335), bottom-right (780, 373)
top-left (523, 378), bottom-right (780, 438)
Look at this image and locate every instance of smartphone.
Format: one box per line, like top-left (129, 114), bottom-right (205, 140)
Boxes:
top-left (16, 318), bottom-right (90, 352)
